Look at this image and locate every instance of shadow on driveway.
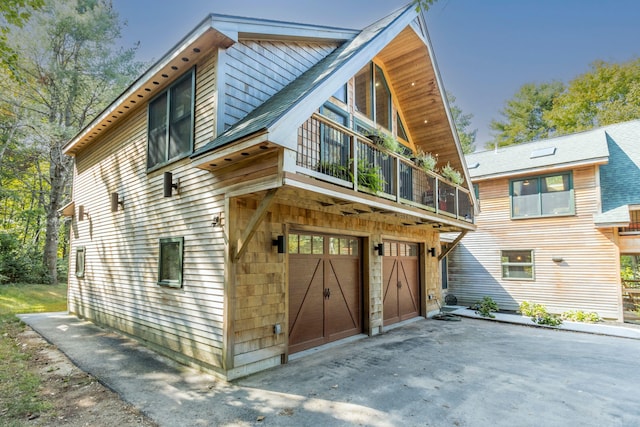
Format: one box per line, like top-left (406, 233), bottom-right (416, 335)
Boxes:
top-left (19, 313), bottom-right (640, 426)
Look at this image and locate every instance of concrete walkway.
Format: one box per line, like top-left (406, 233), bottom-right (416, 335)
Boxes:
top-left (448, 306), bottom-right (640, 340)
top-left (18, 312), bottom-right (640, 426)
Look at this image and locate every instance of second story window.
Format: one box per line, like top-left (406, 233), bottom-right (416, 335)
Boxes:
top-left (147, 69), bottom-right (195, 170)
top-left (511, 172), bottom-right (574, 218)
top-left (354, 63), bottom-right (393, 132)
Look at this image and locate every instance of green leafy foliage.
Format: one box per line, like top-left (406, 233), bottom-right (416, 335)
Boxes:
top-left (561, 310), bottom-right (601, 323)
top-left (519, 301), bottom-right (563, 327)
top-left (413, 150), bottom-right (438, 172)
top-left (354, 159), bottom-right (385, 193)
top-left (488, 58), bottom-right (640, 148)
top-left (472, 296), bottom-right (499, 318)
top-left (488, 81), bottom-right (564, 148)
top-left (447, 92), bottom-right (477, 154)
top-left (440, 162), bottom-right (463, 185)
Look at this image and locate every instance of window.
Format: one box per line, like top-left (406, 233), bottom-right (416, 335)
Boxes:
top-left (354, 64), bottom-right (373, 120)
top-left (75, 247), bottom-right (85, 278)
top-left (318, 104), bottom-right (350, 179)
top-left (332, 84), bottom-right (347, 104)
top-left (147, 70), bottom-right (194, 170)
top-left (289, 233), bottom-right (324, 254)
top-left (396, 113), bottom-right (408, 142)
top-left (511, 172), bottom-right (573, 218)
top-left (501, 250), bottom-right (534, 280)
top-left (158, 237), bottom-right (184, 288)
top-left (354, 62), bottom-right (395, 132)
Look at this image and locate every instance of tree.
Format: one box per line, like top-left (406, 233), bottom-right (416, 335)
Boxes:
top-left (4, 0), bottom-right (142, 284)
top-left (0, 0), bottom-right (43, 75)
top-left (488, 81), bottom-right (564, 149)
top-left (545, 59), bottom-right (640, 133)
top-left (447, 92), bottom-right (477, 154)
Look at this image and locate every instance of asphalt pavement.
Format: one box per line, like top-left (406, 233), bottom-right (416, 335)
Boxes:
top-left (18, 312), bottom-right (640, 426)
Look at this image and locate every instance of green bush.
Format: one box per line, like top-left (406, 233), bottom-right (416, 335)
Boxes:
top-left (0, 233), bottom-right (48, 284)
top-left (519, 301), bottom-right (563, 327)
top-left (561, 310), bottom-right (601, 323)
top-left (472, 296), bottom-right (499, 318)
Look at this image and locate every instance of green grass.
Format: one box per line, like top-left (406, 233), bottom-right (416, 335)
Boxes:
top-left (0, 283), bottom-right (67, 424)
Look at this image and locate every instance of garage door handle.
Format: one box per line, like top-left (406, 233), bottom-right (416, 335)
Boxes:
top-left (324, 288), bottom-right (331, 299)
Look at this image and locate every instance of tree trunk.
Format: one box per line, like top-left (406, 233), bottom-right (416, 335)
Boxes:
top-left (43, 143), bottom-right (71, 285)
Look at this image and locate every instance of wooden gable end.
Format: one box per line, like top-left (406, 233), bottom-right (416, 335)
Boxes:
top-left (377, 26), bottom-right (462, 175)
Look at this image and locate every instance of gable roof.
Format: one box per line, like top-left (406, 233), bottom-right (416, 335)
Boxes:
top-left (63, 14), bottom-right (357, 156)
top-left (191, 5), bottom-right (414, 159)
top-left (191, 4), bottom-right (470, 187)
top-left (465, 127), bottom-right (610, 181)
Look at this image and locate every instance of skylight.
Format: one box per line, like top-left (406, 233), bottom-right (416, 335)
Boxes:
top-left (530, 147), bottom-right (556, 159)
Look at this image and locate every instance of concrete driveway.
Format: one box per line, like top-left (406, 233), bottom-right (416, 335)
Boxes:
top-left (19, 313), bottom-right (640, 426)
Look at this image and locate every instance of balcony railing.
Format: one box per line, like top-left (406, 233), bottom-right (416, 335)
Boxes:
top-left (296, 113), bottom-right (474, 223)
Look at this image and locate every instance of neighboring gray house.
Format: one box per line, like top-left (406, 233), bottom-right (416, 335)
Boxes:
top-left (447, 120), bottom-right (640, 321)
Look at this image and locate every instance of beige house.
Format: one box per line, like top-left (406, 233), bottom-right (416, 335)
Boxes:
top-left (61, 5), bottom-right (475, 380)
top-left (447, 120), bottom-right (640, 322)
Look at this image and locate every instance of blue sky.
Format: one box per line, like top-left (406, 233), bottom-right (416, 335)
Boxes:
top-left (112, 0), bottom-right (640, 149)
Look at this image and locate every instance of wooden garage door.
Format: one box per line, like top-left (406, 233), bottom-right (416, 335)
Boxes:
top-left (288, 233), bottom-right (362, 354)
top-left (383, 241), bottom-right (420, 326)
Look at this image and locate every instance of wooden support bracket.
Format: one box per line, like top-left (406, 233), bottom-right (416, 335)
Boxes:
top-left (234, 188), bottom-right (278, 262)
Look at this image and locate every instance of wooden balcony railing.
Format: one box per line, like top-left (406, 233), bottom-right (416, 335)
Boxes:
top-left (296, 113), bottom-right (474, 223)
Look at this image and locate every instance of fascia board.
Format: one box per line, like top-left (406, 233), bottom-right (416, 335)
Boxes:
top-left (63, 16), bottom-right (234, 154)
top-left (210, 13), bottom-right (357, 42)
top-left (268, 6), bottom-right (418, 147)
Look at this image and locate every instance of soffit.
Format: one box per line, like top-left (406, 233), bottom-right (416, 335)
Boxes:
top-left (377, 26), bottom-right (462, 174)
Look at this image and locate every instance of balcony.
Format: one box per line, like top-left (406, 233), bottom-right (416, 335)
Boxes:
top-left (296, 113), bottom-right (474, 224)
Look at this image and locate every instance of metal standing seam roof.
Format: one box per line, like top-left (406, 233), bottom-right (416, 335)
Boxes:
top-left (465, 127), bottom-right (610, 180)
top-left (191, 5), bottom-right (410, 159)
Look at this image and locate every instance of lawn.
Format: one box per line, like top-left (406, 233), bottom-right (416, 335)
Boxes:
top-left (0, 283), bottom-right (67, 424)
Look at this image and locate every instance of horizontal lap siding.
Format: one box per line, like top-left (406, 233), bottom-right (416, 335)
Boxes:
top-left (223, 40), bottom-right (337, 129)
top-left (68, 54), bottom-right (230, 373)
top-left (448, 166), bottom-right (622, 320)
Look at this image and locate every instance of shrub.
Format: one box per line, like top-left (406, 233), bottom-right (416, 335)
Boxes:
top-left (561, 310), bottom-right (601, 323)
top-left (472, 296), bottom-right (499, 318)
top-left (519, 301), bottom-right (563, 327)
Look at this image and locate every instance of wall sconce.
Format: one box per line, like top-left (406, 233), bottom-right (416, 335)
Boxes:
top-left (552, 256), bottom-right (563, 263)
top-left (78, 205), bottom-right (89, 221)
top-left (272, 235), bottom-right (285, 254)
top-left (110, 192), bottom-right (124, 212)
top-left (163, 171), bottom-right (180, 197)
top-left (374, 243), bottom-right (384, 256)
top-left (428, 247), bottom-right (437, 257)
top-left (211, 214), bottom-right (221, 227)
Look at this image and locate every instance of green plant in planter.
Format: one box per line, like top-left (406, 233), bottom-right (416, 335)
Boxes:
top-left (365, 129), bottom-right (404, 156)
top-left (472, 296), bottom-right (499, 318)
top-left (351, 159), bottom-right (385, 193)
top-left (413, 150), bottom-right (437, 173)
top-left (440, 162), bottom-right (464, 185)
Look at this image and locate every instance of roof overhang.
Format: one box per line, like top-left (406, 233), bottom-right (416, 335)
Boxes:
top-left (63, 14), bottom-right (356, 157)
top-left (594, 205), bottom-right (631, 229)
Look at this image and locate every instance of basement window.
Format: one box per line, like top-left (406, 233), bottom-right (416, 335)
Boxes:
top-left (158, 237), bottom-right (184, 288)
top-left (501, 250), bottom-right (534, 280)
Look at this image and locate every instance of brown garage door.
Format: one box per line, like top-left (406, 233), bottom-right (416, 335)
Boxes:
top-left (288, 233), bottom-right (362, 354)
top-left (383, 241), bottom-right (420, 326)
